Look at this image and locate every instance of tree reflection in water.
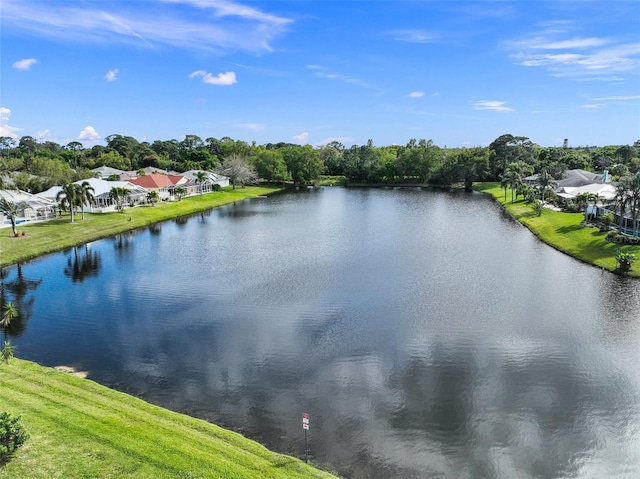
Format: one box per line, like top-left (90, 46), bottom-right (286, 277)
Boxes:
top-left (0, 264), bottom-right (42, 338)
top-left (64, 245), bottom-right (102, 283)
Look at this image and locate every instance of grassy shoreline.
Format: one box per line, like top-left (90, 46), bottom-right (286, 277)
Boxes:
top-left (0, 359), bottom-right (337, 478)
top-left (1, 185), bottom-right (340, 477)
top-left (0, 186), bottom-right (282, 268)
top-left (475, 182), bottom-right (640, 277)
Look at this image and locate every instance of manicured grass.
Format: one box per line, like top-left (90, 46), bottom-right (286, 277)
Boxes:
top-left (475, 182), bottom-right (640, 277)
top-left (0, 186), bottom-right (282, 267)
top-left (0, 359), bottom-right (336, 479)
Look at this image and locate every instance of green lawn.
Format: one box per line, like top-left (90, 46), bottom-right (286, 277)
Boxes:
top-left (0, 360), bottom-right (337, 479)
top-left (0, 186), bottom-right (281, 267)
top-left (475, 182), bottom-right (640, 277)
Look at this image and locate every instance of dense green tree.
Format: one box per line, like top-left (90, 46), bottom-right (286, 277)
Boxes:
top-left (453, 147), bottom-right (490, 191)
top-left (536, 169), bottom-right (556, 203)
top-left (252, 150), bottom-right (290, 184)
top-left (489, 134), bottom-right (537, 179)
top-left (318, 144), bottom-right (345, 176)
top-left (280, 145), bottom-right (323, 185)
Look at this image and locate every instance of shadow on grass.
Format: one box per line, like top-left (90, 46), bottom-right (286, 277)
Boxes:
top-left (556, 224), bottom-right (583, 233)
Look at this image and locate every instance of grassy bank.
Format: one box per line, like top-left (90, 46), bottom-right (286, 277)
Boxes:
top-left (0, 359), bottom-right (336, 479)
top-left (0, 186), bottom-right (281, 267)
top-left (475, 182), bottom-right (640, 277)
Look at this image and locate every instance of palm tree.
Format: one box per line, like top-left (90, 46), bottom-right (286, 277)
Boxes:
top-left (1, 302), bottom-right (18, 342)
top-left (147, 190), bottom-right (159, 206)
top-left (613, 178), bottom-right (630, 230)
top-left (174, 186), bottom-right (186, 201)
top-left (500, 170), bottom-right (522, 203)
top-left (76, 181), bottom-right (95, 220)
top-left (109, 187), bottom-right (129, 213)
top-left (0, 198), bottom-right (28, 237)
top-left (536, 169), bottom-right (556, 204)
top-left (56, 183), bottom-right (79, 223)
top-left (195, 171), bottom-right (208, 196)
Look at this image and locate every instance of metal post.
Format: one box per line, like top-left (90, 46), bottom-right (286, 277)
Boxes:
top-left (304, 428), bottom-right (308, 463)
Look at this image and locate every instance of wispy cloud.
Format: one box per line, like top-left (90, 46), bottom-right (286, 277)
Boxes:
top-left (159, 0), bottom-right (290, 25)
top-left (308, 65), bottom-right (380, 91)
top-left (472, 100), bottom-right (513, 112)
top-left (388, 29), bottom-right (436, 44)
top-left (581, 104), bottom-right (604, 109)
top-left (1, 0), bottom-right (292, 54)
top-left (105, 69), bottom-right (119, 82)
top-left (593, 95), bottom-right (640, 101)
top-left (0, 107), bottom-right (23, 138)
top-left (408, 91), bottom-right (425, 98)
top-left (507, 27), bottom-right (640, 79)
top-left (189, 70), bottom-right (237, 85)
top-left (12, 58), bottom-right (37, 70)
top-left (235, 123), bottom-right (264, 131)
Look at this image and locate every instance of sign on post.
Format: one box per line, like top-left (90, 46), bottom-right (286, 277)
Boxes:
top-left (302, 413), bottom-right (310, 462)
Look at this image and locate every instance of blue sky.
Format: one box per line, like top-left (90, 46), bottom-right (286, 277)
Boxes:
top-left (1, 0), bottom-right (639, 149)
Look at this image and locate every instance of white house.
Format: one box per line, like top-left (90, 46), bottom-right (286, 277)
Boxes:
top-left (0, 189), bottom-right (56, 228)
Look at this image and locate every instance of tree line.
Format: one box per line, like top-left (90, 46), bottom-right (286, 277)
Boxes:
top-left (0, 133), bottom-right (638, 193)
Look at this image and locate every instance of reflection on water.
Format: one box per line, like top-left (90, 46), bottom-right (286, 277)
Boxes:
top-left (8, 188), bottom-right (640, 478)
top-left (64, 246), bottom-right (102, 283)
top-left (0, 264), bottom-right (41, 338)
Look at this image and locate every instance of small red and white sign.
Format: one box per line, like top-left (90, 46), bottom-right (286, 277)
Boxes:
top-left (302, 413), bottom-right (310, 430)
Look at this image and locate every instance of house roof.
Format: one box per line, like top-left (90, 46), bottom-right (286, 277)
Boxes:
top-left (556, 183), bottom-right (617, 200)
top-left (557, 169), bottom-right (606, 188)
top-left (1, 189), bottom-right (54, 208)
top-left (525, 169), bottom-right (608, 188)
top-left (180, 170), bottom-right (228, 183)
top-left (128, 173), bottom-right (188, 189)
top-left (91, 166), bottom-right (126, 178)
top-left (37, 178), bottom-right (147, 201)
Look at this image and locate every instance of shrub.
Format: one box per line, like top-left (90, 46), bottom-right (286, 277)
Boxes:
top-left (616, 252), bottom-right (636, 271)
top-left (0, 412), bottom-right (28, 461)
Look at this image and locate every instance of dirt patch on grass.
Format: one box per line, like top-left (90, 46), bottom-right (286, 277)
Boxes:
top-left (54, 365), bottom-right (89, 378)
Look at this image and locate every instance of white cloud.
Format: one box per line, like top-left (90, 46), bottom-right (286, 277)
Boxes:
top-left (34, 129), bottom-right (55, 142)
top-left (105, 69), bottom-right (119, 82)
top-left (433, 92), bottom-right (440, 97)
top-left (472, 100), bottom-right (514, 112)
top-left (0, 107), bottom-right (23, 138)
top-left (1, 0), bottom-right (292, 54)
top-left (78, 126), bottom-right (100, 141)
top-left (235, 123), bottom-right (264, 131)
top-left (581, 104), bottom-right (605, 109)
top-left (189, 70), bottom-right (237, 86)
top-left (388, 29), bottom-right (435, 43)
top-left (409, 91), bottom-right (425, 98)
top-left (293, 132), bottom-right (309, 144)
top-left (12, 58), bottom-right (37, 70)
top-left (317, 137), bottom-right (353, 147)
top-left (593, 95), bottom-right (640, 101)
top-left (507, 29), bottom-right (640, 78)
top-left (513, 37), bottom-right (610, 50)
top-left (312, 67), bottom-right (380, 91)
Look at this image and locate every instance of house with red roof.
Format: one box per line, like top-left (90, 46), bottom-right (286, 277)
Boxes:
top-left (128, 173), bottom-right (189, 199)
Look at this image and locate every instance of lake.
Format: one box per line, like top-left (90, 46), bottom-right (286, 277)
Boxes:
top-left (4, 187), bottom-right (640, 478)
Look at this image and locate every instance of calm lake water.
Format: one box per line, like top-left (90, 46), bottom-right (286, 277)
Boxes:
top-left (4, 187), bottom-right (640, 478)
